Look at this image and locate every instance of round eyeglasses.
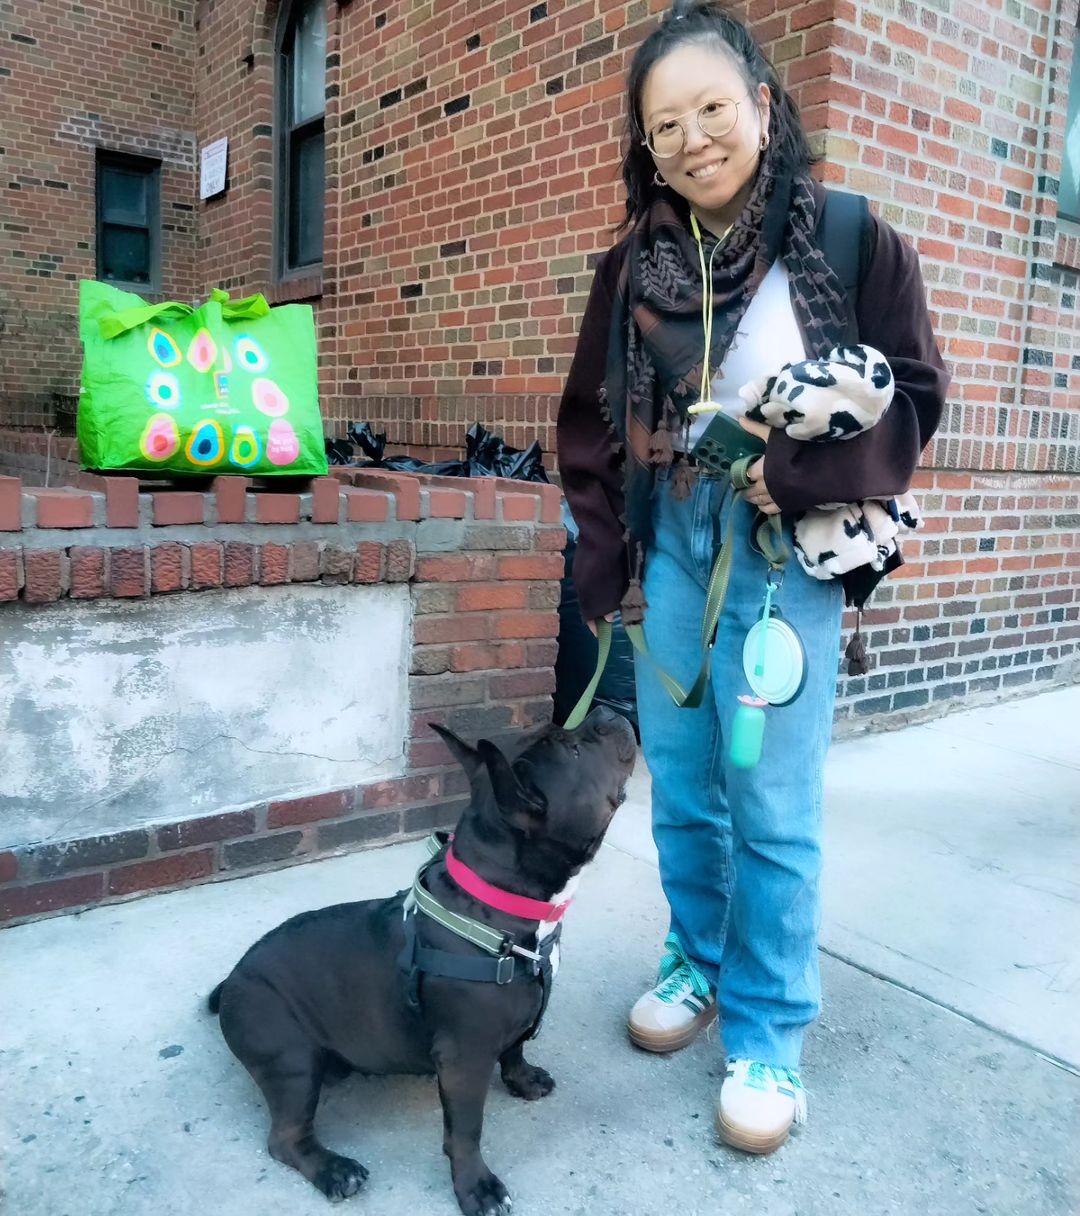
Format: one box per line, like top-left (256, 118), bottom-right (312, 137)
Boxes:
top-left (643, 98), bottom-right (742, 158)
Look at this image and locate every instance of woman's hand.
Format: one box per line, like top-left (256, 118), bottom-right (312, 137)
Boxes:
top-left (586, 612), bottom-right (616, 638)
top-left (737, 417), bottom-right (780, 515)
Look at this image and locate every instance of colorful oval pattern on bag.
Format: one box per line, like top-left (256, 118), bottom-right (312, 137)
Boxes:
top-left (229, 425), bottom-right (261, 469)
top-left (252, 377), bottom-right (289, 417)
top-left (146, 371), bottom-right (181, 410)
top-left (139, 414), bottom-right (180, 462)
top-left (266, 418), bottom-right (300, 466)
top-left (187, 328), bottom-right (218, 374)
top-left (148, 327), bottom-right (182, 368)
top-left (234, 335), bottom-right (269, 374)
top-left (185, 419), bottom-right (225, 467)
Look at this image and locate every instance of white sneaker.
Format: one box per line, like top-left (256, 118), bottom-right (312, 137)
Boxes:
top-left (716, 1058), bottom-right (807, 1154)
top-left (627, 934), bottom-right (716, 1053)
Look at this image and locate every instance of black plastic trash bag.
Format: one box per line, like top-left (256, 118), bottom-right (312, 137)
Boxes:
top-left (465, 422), bottom-right (549, 482)
top-left (552, 499), bottom-right (639, 737)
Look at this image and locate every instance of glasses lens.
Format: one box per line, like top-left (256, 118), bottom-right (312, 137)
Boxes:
top-left (647, 121), bottom-right (684, 158)
top-left (698, 99), bottom-right (737, 139)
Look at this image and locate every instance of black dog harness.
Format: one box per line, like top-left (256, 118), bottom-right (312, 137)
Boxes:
top-left (398, 832), bottom-right (561, 1040)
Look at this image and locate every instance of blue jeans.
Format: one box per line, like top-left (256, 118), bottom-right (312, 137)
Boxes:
top-left (635, 468), bottom-right (843, 1070)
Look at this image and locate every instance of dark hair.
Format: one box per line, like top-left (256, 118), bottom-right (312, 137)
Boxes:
top-left (618, 0), bottom-right (814, 228)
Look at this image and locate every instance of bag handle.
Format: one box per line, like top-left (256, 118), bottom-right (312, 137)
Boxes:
top-left (97, 288), bottom-right (271, 339)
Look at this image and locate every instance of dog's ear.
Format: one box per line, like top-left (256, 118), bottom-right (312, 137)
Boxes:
top-left (477, 738), bottom-right (547, 830)
top-left (430, 723), bottom-right (483, 782)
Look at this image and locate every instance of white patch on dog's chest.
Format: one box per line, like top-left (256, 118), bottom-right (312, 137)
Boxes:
top-left (534, 873), bottom-right (579, 977)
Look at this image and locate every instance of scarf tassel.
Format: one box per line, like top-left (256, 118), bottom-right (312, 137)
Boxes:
top-left (620, 544), bottom-right (648, 627)
top-left (670, 460), bottom-right (696, 501)
top-left (844, 610), bottom-right (871, 676)
top-left (648, 421), bottom-right (674, 467)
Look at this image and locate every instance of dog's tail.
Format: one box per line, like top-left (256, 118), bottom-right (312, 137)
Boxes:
top-left (206, 981), bottom-right (225, 1015)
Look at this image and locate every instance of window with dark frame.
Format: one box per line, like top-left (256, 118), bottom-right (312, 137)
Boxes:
top-left (96, 152), bottom-right (161, 288)
top-left (1061, 22), bottom-right (1080, 224)
top-left (278, 0), bottom-right (326, 276)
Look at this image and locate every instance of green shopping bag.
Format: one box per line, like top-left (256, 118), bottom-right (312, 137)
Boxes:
top-left (77, 281), bottom-right (328, 477)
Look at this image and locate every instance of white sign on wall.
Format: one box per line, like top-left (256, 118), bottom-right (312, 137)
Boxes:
top-left (199, 137), bottom-right (229, 200)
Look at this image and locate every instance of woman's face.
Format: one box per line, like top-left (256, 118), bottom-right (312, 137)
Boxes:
top-left (640, 42), bottom-right (770, 223)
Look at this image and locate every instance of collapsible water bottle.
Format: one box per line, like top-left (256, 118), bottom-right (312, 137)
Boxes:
top-left (729, 695), bottom-right (767, 769)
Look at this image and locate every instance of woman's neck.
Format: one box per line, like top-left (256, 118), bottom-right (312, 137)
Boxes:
top-left (690, 179), bottom-right (756, 239)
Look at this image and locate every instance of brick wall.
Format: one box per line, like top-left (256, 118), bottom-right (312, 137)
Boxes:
top-left (0, 470), bottom-right (565, 926)
top-left (0, 0), bottom-right (1077, 726)
top-left (0, 0), bottom-right (198, 434)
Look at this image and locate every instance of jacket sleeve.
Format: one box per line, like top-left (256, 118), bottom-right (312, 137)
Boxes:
top-left (763, 213), bottom-right (950, 513)
top-left (556, 255), bottom-right (629, 621)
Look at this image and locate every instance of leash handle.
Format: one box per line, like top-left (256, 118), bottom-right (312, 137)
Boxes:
top-left (562, 616), bottom-right (612, 729)
top-left (560, 456), bottom-right (783, 723)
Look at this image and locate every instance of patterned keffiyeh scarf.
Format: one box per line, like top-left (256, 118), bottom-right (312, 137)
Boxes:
top-left (601, 145), bottom-right (852, 623)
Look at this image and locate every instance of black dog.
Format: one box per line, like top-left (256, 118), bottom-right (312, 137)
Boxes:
top-left (208, 706), bottom-right (635, 1215)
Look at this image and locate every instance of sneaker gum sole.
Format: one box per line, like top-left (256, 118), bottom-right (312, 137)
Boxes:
top-left (715, 1106), bottom-right (792, 1155)
top-left (627, 1002), bottom-right (717, 1053)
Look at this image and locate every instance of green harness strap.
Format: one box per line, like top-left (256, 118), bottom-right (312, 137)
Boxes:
top-left (563, 457), bottom-right (788, 729)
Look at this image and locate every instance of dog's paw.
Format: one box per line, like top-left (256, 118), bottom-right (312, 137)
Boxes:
top-left (456, 1170), bottom-right (512, 1216)
top-left (502, 1061), bottom-right (555, 1101)
top-left (313, 1153), bottom-right (369, 1203)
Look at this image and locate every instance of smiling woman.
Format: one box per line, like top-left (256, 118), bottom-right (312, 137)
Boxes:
top-left (556, 0), bottom-right (949, 1163)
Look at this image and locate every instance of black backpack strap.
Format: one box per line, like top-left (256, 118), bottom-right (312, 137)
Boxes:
top-left (816, 188), bottom-right (872, 345)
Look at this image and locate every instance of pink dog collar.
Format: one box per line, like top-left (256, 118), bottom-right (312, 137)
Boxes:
top-left (445, 843), bottom-right (572, 923)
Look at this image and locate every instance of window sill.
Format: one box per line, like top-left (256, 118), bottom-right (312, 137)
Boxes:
top-left (267, 273), bottom-right (323, 304)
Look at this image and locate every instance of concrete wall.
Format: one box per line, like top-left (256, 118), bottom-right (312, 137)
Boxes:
top-left (0, 470), bottom-right (566, 926)
top-left (1, 584), bottom-right (410, 845)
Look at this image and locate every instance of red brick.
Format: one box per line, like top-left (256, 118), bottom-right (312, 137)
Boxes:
top-left (350, 471), bottom-right (421, 521)
top-left (254, 493), bottom-right (301, 524)
top-left (320, 544), bottom-right (353, 583)
top-left (24, 550), bottom-right (66, 603)
top-left (213, 476), bottom-right (248, 524)
top-left (450, 641), bottom-right (526, 671)
top-left (107, 547), bottom-right (147, 597)
top-left (354, 541), bottom-right (384, 583)
top-left (152, 491), bottom-right (206, 526)
top-left (260, 542), bottom-right (290, 584)
top-left (290, 541), bottom-right (320, 581)
top-left (362, 775), bottom-right (439, 809)
top-left (415, 553), bottom-right (497, 582)
top-left (428, 488), bottom-right (468, 518)
top-left (343, 487), bottom-right (391, 522)
top-left (29, 488), bottom-right (95, 529)
top-left (0, 851), bottom-right (18, 883)
top-left (499, 493), bottom-right (539, 522)
top-left (457, 582), bottom-right (529, 611)
top-left (385, 538), bottom-right (414, 582)
top-left (414, 614), bottom-right (492, 644)
top-left (150, 543), bottom-right (185, 593)
top-left (536, 526), bottom-right (568, 550)
top-left (492, 611), bottom-right (559, 639)
top-left (69, 547), bottom-right (106, 598)
top-left (496, 554), bottom-right (564, 580)
top-left (107, 849), bottom-right (214, 896)
top-left (190, 543), bottom-right (223, 589)
top-left (0, 874), bottom-right (103, 922)
top-left (311, 476), bottom-right (342, 524)
top-left (224, 541), bottom-right (256, 586)
top-left (489, 668), bottom-right (557, 698)
top-left (74, 475), bottom-right (139, 528)
top-left (0, 549), bottom-right (23, 601)
top-left (157, 810), bottom-right (258, 850)
top-left (267, 789), bottom-right (356, 828)
top-left (0, 476), bottom-right (23, 531)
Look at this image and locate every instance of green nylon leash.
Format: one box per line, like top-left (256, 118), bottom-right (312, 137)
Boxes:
top-left (562, 456), bottom-right (788, 729)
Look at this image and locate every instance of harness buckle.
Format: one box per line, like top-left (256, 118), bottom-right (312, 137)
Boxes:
top-left (494, 954), bottom-right (515, 985)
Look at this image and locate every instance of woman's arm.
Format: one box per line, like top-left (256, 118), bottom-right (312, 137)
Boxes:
top-left (763, 214), bottom-right (950, 513)
top-left (556, 252), bottom-right (629, 621)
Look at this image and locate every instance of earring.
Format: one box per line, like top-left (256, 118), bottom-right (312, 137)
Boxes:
top-left (653, 170), bottom-right (667, 187)
top-left (760, 132), bottom-right (770, 152)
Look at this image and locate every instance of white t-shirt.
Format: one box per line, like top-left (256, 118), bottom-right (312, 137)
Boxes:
top-left (683, 259), bottom-right (808, 448)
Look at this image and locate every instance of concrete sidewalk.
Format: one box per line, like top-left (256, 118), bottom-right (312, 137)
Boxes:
top-left (2, 686), bottom-right (1078, 1215)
